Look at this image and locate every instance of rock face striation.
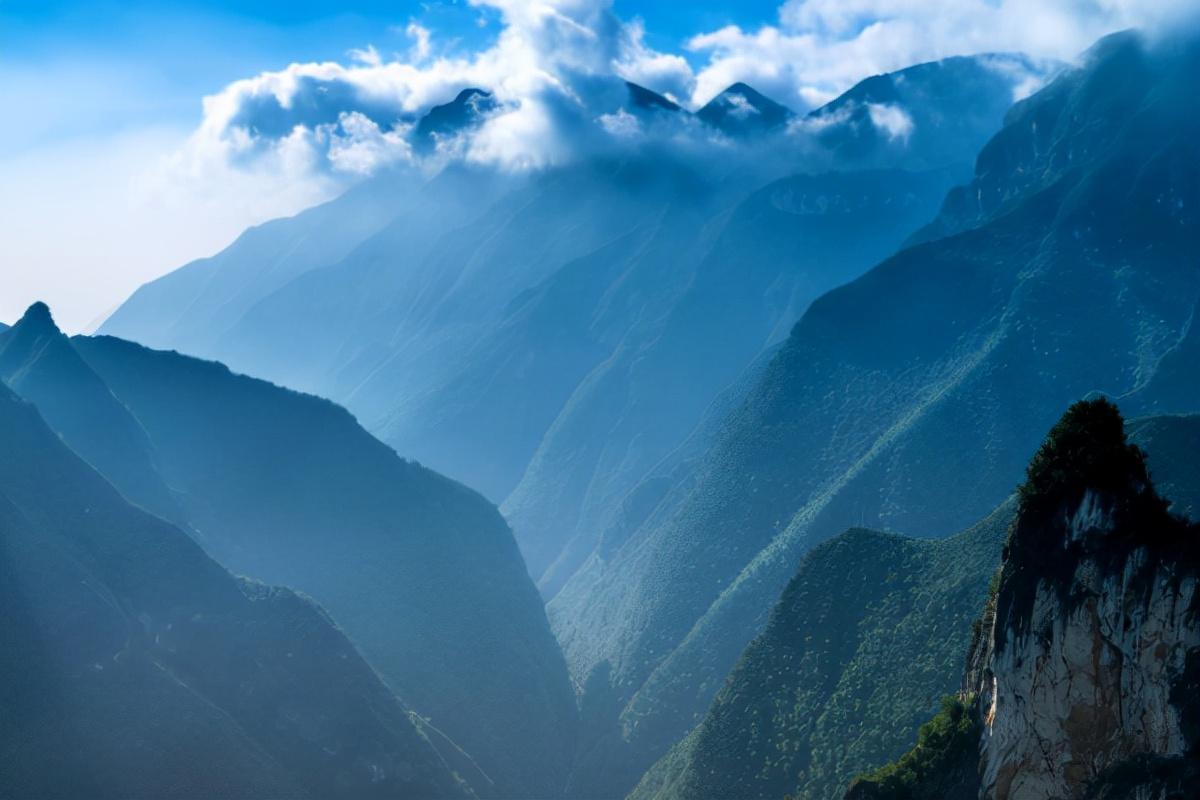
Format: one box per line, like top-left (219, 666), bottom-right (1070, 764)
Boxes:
top-left (970, 400), bottom-right (1200, 799)
top-left (849, 399), bottom-right (1200, 799)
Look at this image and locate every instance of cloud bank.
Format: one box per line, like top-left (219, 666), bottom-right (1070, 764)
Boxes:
top-left (173, 0), bottom-right (1196, 190)
top-left (17, 0), bottom-right (1191, 331)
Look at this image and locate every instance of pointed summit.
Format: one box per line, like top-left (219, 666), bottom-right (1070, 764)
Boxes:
top-left (697, 82), bottom-right (791, 134)
top-left (0, 301), bottom-right (183, 526)
top-left (414, 87), bottom-right (499, 152)
top-left (625, 81), bottom-right (681, 113)
top-left (16, 301), bottom-right (58, 334)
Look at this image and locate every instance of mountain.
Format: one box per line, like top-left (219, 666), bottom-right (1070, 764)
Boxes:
top-left (98, 173), bottom-right (415, 360)
top-left (414, 88), bottom-right (499, 152)
top-left (501, 165), bottom-right (953, 594)
top-left (1, 304), bottom-right (576, 798)
top-left (847, 400), bottom-right (1200, 799)
top-left (0, 302), bottom-right (180, 526)
top-left (806, 54), bottom-right (1054, 170)
top-left (696, 83), bottom-right (792, 135)
top-left (633, 411), bottom-right (1200, 800)
top-left (626, 81), bottom-right (682, 113)
top-left (0, 379), bottom-right (469, 799)
top-left (545, 31), bottom-right (1200, 797)
top-left (97, 58), bottom-right (1035, 620)
top-left (631, 502), bottom-right (1014, 800)
top-left (67, 331), bottom-right (578, 799)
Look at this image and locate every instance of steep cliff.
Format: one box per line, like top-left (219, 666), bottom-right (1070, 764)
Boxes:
top-left (848, 399), bottom-right (1200, 800)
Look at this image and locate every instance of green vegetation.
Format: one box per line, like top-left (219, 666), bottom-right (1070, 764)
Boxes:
top-left (1015, 397), bottom-right (1160, 521)
top-left (630, 503), bottom-right (1012, 800)
top-left (0, 382), bottom-right (468, 799)
top-left (997, 399), bottom-right (1195, 651)
top-left (845, 402), bottom-right (1200, 800)
top-left (844, 696), bottom-right (980, 800)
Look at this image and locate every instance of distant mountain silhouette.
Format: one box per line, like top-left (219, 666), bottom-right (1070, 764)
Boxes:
top-left (414, 88), bottom-right (499, 152)
top-left (626, 81), bottom-right (682, 113)
top-left (807, 54), bottom-right (1053, 169)
top-left (100, 58), bottom-right (1033, 619)
top-left (696, 82), bottom-right (792, 134)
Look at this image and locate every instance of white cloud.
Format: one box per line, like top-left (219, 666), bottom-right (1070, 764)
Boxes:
top-left (866, 103), bottom-right (913, 141)
top-left (597, 108), bottom-right (641, 138)
top-left (689, 0), bottom-right (1200, 110)
top-left (186, 0), bottom-right (1192, 183)
top-left (348, 44), bottom-right (383, 68)
top-left (406, 23), bottom-right (433, 63)
top-left (326, 112), bottom-right (414, 174)
top-left (183, 0), bottom-right (697, 178)
top-left (15, 0), bottom-right (1199, 331)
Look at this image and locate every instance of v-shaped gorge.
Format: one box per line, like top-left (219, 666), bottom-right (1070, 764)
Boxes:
top-left (0, 308), bottom-right (577, 799)
top-left (74, 26), bottom-right (1200, 800)
top-left (0, 371), bottom-right (471, 799)
top-left (100, 55), bottom-right (1038, 600)
top-left (545, 31), bottom-right (1200, 797)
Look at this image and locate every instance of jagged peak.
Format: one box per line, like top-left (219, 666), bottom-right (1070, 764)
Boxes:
top-left (992, 399), bottom-right (1187, 654)
top-left (454, 87), bottom-right (491, 102)
top-left (14, 301), bottom-right (61, 336)
top-left (696, 82), bottom-right (791, 133)
top-left (723, 82), bottom-right (757, 95)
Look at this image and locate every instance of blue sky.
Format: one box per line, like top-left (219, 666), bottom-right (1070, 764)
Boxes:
top-left (0, 0), bottom-right (781, 152)
top-left (1, 0), bottom-right (1185, 331)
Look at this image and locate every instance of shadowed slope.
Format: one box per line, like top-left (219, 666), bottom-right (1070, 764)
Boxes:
top-left (71, 334), bottom-right (578, 799)
top-left (0, 381), bottom-right (469, 800)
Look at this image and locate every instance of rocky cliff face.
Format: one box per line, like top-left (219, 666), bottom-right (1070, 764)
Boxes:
top-left (851, 399), bottom-right (1200, 799)
top-left (975, 549), bottom-right (1197, 799)
top-left (968, 401), bottom-right (1200, 799)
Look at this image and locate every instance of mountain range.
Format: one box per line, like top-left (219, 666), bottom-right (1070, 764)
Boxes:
top-left (9, 23), bottom-right (1200, 800)
top-left (633, 409), bottom-right (1200, 800)
top-left (544, 30), bottom-right (1200, 797)
top-left (0, 372), bottom-right (470, 799)
top-left (101, 55), bottom-right (1039, 605)
top-left (0, 305), bottom-right (575, 798)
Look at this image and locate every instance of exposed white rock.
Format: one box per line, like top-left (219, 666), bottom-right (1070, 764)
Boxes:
top-left (975, 536), bottom-right (1199, 800)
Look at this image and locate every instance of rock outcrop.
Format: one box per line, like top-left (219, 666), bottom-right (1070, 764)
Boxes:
top-left (848, 399), bottom-right (1200, 799)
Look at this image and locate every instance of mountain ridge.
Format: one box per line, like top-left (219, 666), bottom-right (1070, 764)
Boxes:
top-left (0, 378), bottom-right (472, 799)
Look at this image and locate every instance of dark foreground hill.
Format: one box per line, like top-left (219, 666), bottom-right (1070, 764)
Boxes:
top-left (0, 379), bottom-right (469, 799)
top-left (634, 411), bottom-right (1200, 800)
top-left (2, 304), bottom-right (577, 799)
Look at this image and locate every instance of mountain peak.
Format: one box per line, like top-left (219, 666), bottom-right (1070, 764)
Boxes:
top-left (625, 81), bottom-right (680, 113)
top-left (414, 87), bottom-right (499, 150)
top-left (697, 82), bottom-right (791, 134)
top-left (723, 82), bottom-right (757, 95)
top-left (14, 301), bottom-right (61, 336)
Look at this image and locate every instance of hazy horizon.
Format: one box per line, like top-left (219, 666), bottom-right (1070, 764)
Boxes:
top-left (4, 0), bottom-right (1194, 331)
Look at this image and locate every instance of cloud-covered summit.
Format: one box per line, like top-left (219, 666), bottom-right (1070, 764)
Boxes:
top-left (183, 0), bottom-right (1196, 185)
